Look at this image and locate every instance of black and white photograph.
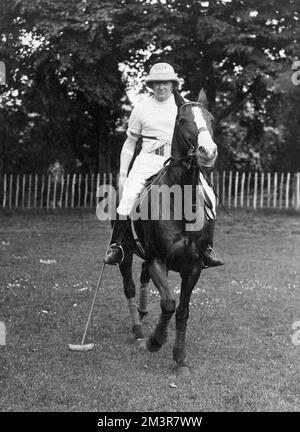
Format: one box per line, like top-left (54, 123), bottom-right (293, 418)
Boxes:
top-left (0, 0), bottom-right (299, 419)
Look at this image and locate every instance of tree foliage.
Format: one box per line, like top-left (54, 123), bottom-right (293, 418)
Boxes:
top-left (0, 0), bottom-right (126, 173)
top-left (113, 0), bottom-right (300, 171)
top-left (0, 0), bottom-right (299, 173)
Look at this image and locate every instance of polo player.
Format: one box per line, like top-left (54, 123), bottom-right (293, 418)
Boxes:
top-left (103, 63), bottom-right (223, 268)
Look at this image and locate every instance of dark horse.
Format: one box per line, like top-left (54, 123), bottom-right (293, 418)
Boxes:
top-left (118, 89), bottom-right (218, 375)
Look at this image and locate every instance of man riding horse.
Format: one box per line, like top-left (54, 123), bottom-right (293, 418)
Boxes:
top-left (103, 62), bottom-right (223, 268)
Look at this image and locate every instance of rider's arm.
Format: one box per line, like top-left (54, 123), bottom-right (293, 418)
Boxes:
top-left (119, 101), bottom-right (143, 177)
top-left (119, 133), bottom-right (140, 178)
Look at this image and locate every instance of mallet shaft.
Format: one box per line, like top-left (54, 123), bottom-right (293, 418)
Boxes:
top-left (80, 262), bottom-right (105, 345)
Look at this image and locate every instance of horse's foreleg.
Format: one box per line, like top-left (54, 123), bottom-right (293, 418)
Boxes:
top-left (173, 267), bottom-right (202, 368)
top-left (138, 261), bottom-right (150, 320)
top-left (147, 259), bottom-right (175, 352)
top-left (119, 252), bottom-right (144, 340)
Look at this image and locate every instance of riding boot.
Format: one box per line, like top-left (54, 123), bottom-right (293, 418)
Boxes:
top-left (203, 220), bottom-right (224, 268)
top-left (103, 217), bottom-right (130, 265)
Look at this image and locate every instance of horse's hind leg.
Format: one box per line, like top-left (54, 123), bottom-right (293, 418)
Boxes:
top-left (173, 266), bottom-right (202, 371)
top-left (138, 261), bottom-right (150, 320)
top-left (146, 259), bottom-right (175, 352)
top-left (119, 251), bottom-right (145, 340)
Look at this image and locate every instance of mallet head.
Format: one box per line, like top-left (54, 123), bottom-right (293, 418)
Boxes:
top-left (68, 343), bottom-right (94, 352)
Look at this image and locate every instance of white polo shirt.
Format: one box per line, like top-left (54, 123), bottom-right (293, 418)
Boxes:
top-left (127, 94), bottom-right (177, 156)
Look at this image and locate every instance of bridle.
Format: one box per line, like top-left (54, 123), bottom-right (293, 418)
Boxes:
top-left (171, 101), bottom-right (214, 169)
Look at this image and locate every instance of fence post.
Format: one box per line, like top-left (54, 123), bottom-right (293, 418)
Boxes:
top-left (246, 172), bottom-right (251, 208)
top-left (40, 174), bottom-right (45, 208)
top-left (221, 171), bottom-right (225, 205)
top-left (22, 174), bottom-right (26, 208)
top-left (15, 174), bottom-right (20, 208)
top-left (228, 171), bottom-right (232, 208)
top-left (77, 174), bottom-right (82, 207)
top-left (9, 174), bottom-right (13, 209)
top-left (84, 174), bottom-right (88, 208)
top-left (65, 174), bottom-right (70, 208)
top-left (71, 174), bottom-right (76, 208)
top-left (46, 174), bottom-right (51, 209)
top-left (240, 172), bottom-right (245, 207)
top-left (295, 172), bottom-right (300, 210)
top-left (267, 173), bottom-right (271, 208)
top-left (253, 172), bottom-right (258, 209)
top-left (59, 175), bottom-right (64, 208)
top-left (234, 171), bottom-right (239, 208)
top-left (53, 176), bottom-right (58, 209)
top-left (285, 172), bottom-right (290, 209)
top-left (260, 172), bottom-right (264, 209)
top-left (273, 172), bottom-right (278, 208)
top-left (279, 173), bottom-right (284, 209)
top-left (90, 173), bottom-right (94, 207)
top-left (34, 174), bottom-right (38, 208)
top-left (2, 174), bottom-right (7, 208)
top-left (27, 174), bottom-right (32, 209)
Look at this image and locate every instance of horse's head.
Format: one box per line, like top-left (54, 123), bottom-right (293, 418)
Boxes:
top-left (174, 89), bottom-right (217, 168)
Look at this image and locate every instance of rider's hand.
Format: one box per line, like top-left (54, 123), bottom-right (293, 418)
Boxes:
top-left (118, 172), bottom-right (127, 200)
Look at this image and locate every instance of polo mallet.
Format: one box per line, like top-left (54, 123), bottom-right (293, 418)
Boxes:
top-left (68, 229), bottom-right (114, 352)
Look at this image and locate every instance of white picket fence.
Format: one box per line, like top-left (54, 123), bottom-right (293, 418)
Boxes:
top-left (0, 171), bottom-right (300, 210)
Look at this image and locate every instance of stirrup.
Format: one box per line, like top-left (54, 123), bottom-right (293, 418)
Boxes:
top-left (202, 246), bottom-right (224, 269)
top-left (207, 245), bottom-right (216, 258)
top-left (116, 244), bottom-right (125, 266)
top-left (105, 243), bottom-right (125, 266)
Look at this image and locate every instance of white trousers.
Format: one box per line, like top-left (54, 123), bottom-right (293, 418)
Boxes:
top-left (117, 152), bottom-right (216, 219)
top-left (117, 153), bottom-right (166, 216)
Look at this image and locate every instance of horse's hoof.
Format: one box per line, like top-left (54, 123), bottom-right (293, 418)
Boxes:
top-left (146, 336), bottom-right (162, 353)
top-left (132, 324), bottom-right (144, 340)
top-left (176, 365), bottom-right (191, 379)
top-left (138, 308), bottom-right (148, 320)
top-left (134, 338), bottom-right (147, 350)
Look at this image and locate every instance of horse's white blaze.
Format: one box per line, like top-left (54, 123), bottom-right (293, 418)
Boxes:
top-left (192, 106), bottom-right (217, 162)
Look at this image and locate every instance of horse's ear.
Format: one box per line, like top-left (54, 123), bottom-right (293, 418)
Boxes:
top-left (173, 88), bottom-right (185, 107)
top-left (198, 88), bottom-right (209, 109)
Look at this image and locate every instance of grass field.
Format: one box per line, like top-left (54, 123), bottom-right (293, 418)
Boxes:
top-left (0, 209), bottom-right (299, 412)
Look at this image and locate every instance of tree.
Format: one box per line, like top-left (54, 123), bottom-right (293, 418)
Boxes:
top-left (1, 0), bottom-right (299, 173)
top-left (113, 0), bottom-right (300, 170)
top-left (0, 0), bottom-right (127, 173)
